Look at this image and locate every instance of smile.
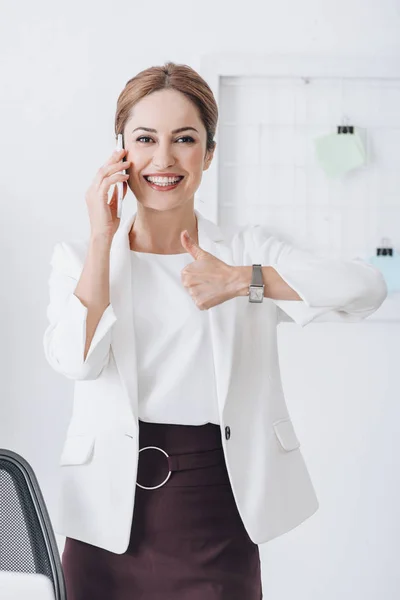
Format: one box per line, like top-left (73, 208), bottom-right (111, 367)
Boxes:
top-left (143, 175), bottom-right (184, 191)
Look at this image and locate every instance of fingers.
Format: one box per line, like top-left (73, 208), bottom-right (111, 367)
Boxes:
top-left (102, 171), bottom-right (129, 196)
top-left (93, 148), bottom-right (131, 188)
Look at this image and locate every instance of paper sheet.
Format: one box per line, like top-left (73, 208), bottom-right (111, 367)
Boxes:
top-left (314, 129), bottom-right (367, 177)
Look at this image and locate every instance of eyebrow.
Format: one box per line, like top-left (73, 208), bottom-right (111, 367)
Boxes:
top-left (132, 126), bottom-right (199, 134)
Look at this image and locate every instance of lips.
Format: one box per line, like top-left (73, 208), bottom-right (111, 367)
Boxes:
top-left (143, 175), bottom-right (184, 182)
top-left (143, 175), bottom-right (185, 191)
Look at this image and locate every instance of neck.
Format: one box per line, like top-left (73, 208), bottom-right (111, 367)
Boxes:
top-left (128, 205), bottom-right (198, 254)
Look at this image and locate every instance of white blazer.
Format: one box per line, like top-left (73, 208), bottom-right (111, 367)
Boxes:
top-left (43, 208), bottom-right (387, 554)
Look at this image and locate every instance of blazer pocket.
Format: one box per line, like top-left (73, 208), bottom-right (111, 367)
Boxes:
top-left (59, 433), bottom-right (96, 466)
top-left (273, 418), bottom-right (301, 452)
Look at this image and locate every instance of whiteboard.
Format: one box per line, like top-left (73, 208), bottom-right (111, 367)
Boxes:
top-left (217, 74), bottom-right (400, 260)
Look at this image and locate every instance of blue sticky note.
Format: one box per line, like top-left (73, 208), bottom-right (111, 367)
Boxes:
top-left (368, 253), bottom-right (400, 293)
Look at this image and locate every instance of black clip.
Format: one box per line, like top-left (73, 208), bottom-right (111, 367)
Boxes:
top-left (337, 125), bottom-right (354, 134)
top-left (377, 237), bottom-right (393, 257)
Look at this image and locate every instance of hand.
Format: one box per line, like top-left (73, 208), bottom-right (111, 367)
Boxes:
top-left (85, 148), bottom-right (131, 241)
top-left (180, 231), bottom-right (243, 310)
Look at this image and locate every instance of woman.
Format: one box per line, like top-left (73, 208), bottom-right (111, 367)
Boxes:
top-left (43, 62), bottom-right (387, 600)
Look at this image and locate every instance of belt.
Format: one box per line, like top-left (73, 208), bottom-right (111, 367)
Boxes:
top-left (136, 445), bottom-right (225, 490)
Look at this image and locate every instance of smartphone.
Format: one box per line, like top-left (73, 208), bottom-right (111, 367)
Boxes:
top-left (107, 133), bottom-right (126, 218)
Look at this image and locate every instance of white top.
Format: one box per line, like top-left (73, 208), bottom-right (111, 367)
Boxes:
top-left (130, 250), bottom-right (220, 425)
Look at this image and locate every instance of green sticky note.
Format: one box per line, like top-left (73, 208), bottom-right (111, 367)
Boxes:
top-left (314, 129), bottom-right (367, 178)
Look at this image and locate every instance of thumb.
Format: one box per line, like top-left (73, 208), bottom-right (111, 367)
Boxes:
top-left (181, 230), bottom-right (207, 260)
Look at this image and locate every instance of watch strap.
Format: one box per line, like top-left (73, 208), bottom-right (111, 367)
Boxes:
top-left (251, 264), bottom-right (263, 286)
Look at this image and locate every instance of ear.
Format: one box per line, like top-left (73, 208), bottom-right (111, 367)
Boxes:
top-left (203, 143), bottom-right (216, 171)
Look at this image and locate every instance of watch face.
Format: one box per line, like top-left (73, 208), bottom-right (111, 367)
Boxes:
top-left (250, 286), bottom-right (264, 301)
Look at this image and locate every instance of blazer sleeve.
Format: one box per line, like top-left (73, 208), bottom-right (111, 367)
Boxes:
top-left (43, 242), bottom-right (118, 380)
top-left (235, 225), bottom-right (388, 327)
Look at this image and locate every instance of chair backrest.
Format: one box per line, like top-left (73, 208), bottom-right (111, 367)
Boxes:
top-left (0, 571), bottom-right (56, 599)
top-left (0, 448), bottom-right (66, 600)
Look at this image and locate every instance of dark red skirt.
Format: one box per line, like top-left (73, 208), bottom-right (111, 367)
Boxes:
top-left (62, 419), bottom-right (263, 599)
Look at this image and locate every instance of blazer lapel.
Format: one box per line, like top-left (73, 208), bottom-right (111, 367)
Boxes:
top-left (108, 208), bottom-right (238, 422)
top-left (109, 214), bottom-right (138, 421)
top-left (195, 212), bottom-right (238, 419)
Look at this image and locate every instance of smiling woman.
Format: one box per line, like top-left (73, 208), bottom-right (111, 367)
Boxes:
top-left (58, 62), bottom-right (264, 600)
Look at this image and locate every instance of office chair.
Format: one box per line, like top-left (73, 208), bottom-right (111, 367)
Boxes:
top-left (0, 448), bottom-right (67, 599)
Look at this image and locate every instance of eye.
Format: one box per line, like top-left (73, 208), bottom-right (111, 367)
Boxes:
top-left (176, 136), bottom-right (195, 143)
top-left (137, 136), bottom-right (154, 143)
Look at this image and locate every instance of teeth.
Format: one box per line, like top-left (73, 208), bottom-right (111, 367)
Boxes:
top-left (146, 176), bottom-right (182, 184)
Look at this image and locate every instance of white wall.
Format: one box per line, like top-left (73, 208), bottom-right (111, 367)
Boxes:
top-left (0, 1), bottom-right (399, 599)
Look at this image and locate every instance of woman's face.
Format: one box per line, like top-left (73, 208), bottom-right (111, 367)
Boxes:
top-left (123, 88), bottom-right (215, 210)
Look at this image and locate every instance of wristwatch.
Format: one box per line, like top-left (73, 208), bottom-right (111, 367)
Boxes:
top-left (248, 264), bottom-right (264, 303)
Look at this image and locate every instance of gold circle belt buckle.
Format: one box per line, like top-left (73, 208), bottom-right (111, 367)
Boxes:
top-left (136, 446), bottom-right (172, 490)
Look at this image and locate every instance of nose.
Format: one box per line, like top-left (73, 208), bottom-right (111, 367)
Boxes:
top-left (151, 142), bottom-right (175, 169)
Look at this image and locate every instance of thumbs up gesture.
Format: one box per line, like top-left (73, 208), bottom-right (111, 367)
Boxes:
top-left (180, 230), bottom-right (242, 310)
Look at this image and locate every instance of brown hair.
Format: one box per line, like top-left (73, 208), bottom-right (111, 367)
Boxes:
top-left (114, 62), bottom-right (218, 156)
